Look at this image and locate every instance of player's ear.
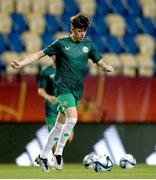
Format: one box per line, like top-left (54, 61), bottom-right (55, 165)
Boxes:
top-left (71, 25), bottom-right (75, 33)
top-left (71, 27), bottom-right (74, 32)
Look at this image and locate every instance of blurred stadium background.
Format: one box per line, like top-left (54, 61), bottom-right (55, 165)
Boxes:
top-left (0, 0), bottom-right (156, 167)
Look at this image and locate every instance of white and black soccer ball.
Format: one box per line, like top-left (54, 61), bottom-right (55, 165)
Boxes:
top-left (120, 154), bottom-right (136, 169)
top-left (93, 155), bottom-right (113, 172)
top-left (83, 153), bottom-right (98, 169)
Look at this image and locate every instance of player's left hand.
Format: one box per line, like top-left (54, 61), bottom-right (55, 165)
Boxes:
top-left (48, 96), bottom-right (58, 104)
top-left (104, 64), bottom-right (114, 72)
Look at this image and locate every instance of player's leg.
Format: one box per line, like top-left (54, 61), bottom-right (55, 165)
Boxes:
top-left (53, 93), bottom-right (78, 170)
top-left (46, 115), bottom-right (57, 154)
top-left (35, 112), bottom-right (65, 172)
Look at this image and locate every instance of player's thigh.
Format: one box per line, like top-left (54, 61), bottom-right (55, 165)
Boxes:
top-left (65, 107), bottom-right (77, 118)
top-left (57, 93), bottom-right (78, 118)
top-left (56, 112), bottom-right (66, 124)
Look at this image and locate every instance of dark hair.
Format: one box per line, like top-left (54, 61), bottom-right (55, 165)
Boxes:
top-left (70, 13), bottom-right (91, 30)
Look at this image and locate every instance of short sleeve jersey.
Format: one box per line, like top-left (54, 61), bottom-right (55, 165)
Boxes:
top-left (38, 66), bottom-right (58, 117)
top-left (43, 37), bottom-right (102, 99)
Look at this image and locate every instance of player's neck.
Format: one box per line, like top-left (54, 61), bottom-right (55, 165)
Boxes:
top-left (70, 34), bottom-right (81, 42)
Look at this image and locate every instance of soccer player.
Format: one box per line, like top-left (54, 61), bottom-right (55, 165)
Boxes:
top-left (38, 58), bottom-right (74, 157)
top-left (11, 13), bottom-right (113, 171)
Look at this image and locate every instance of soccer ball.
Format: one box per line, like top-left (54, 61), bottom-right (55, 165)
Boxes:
top-left (93, 155), bottom-right (113, 172)
top-left (120, 154), bottom-right (136, 168)
top-left (83, 153), bottom-right (98, 169)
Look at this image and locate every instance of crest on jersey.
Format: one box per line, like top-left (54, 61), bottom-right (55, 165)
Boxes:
top-left (82, 46), bottom-right (89, 53)
top-left (49, 74), bottom-right (55, 79)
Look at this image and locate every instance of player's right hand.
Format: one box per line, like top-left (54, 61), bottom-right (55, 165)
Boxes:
top-left (10, 60), bottom-right (22, 69)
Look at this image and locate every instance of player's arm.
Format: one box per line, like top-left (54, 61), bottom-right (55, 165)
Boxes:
top-left (11, 50), bottom-right (46, 69)
top-left (96, 59), bottom-right (114, 72)
top-left (38, 88), bottom-right (57, 104)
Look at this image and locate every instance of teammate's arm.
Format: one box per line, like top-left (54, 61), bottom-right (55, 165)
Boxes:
top-left (96, 59), bottom-right (114, 72)
top-left (11, 50), bottom-right (46, 69)
top-left (38, 88), bottom-right (57, 104)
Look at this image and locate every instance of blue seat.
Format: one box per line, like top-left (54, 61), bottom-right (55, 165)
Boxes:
top-left (96, 0), bottom-right (110, 15)
top-left (41, 33), bottom-right (54, 48)
top-left (125, 16), bottom-right (141, 36)
top-left (0, 34), bottom-right (7, 54)
top-left (11, 13), bottom-right (28, 34)
top-left (109, 0), bottom-right (126, 15)
top-left (124, 35), bottom-right (138, 54)
top-left (141, 17), bottom-right (155, 35)
top-left (7, 33), bottom-right (25, 52)
top-left (106, 36), bottom-right (124, 53)
top-left (87, 25), bottom-right (97, 36)
top-left (93, 15), bottom-right (109, 36)
top-left (91, 35), bottom-right (106, 53)
top-left (126, 0), bottom-right (141, 16)
top-left (44, 14), bottom-right (61, 35)
top-left (60, 12), bottom-right (71, 32)
top-left (63, 0), bottom-right (79, 16)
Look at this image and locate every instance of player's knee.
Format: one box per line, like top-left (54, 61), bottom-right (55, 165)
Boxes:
top-left (65, 107), bottom-right (77, 119)
top-left (66, 117), bottom-right (77, 126)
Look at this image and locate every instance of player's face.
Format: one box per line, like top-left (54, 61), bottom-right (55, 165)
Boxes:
top-left (72, 27), bottom-right (87, 42)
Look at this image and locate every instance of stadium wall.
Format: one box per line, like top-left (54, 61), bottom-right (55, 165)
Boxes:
top-left (1, 75), bottom-right (156, 123)
top-left (0, 123), bottom-right (156, 165)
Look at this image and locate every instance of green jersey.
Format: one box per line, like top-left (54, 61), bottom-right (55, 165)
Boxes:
top-left (43, 37), bottom-right (102, 99)
top-left (38, 66), bottom-right (58, 117)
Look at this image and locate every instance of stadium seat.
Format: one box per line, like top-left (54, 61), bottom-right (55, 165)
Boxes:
top-left (87, 59), bottom-right (98, 76)
top-left (124, 35), bottom-right (139, 54)
top-left (92, 35), bottom-right (106, 53)
top-left (54, 31), bottom-right (69, 40)
top-left (20, 52), bottom-right (39, 74)
top-left (22, 32), bottom-right (42, 53)
top-left (136, 54), bottom-right (154, 77)
top-left (0, 0), bottom-right (14, 14)
top-left (31, 0), bottom-right (47, 14)
top-left (140, 17), bottom-right (155, 35)
top-left (106, 36), bottom-right (124, 53)
top-left (77, 0), bottom-right (96, 17)
top-left (47, 0), bottom-right (64, 16)
top-left (7, 32), bottom-right (25, 52)
top-left (126, 0), bottom-right (141, 16)
top-left (93, 15), bottom-right (109, 36)
top-left (22, 65), bottom-right (39, 74)
top-left (26, 14), bottom-right (46, 35)
top-left (63, 0), bottom-right (79, 16)
top-left (11, 13), bottom-right (28, 34)
top-left (41, 33), bottom-right (54, 48)
top-left (1, 51), bottom-right (21, 74)
top-left (15, 0), bottom-right (31, 14)
top-left (119, 53), bottom-right (137, 77)
top-left (135, 34), bottom-right (155, 56)
top-left (139, 0), bottom-right (156, 18)
top-left (105, 14), bottom-right (126, 37)
top-left (125, 15), bottom-right (142, 36)
top-left (59, 12), bottom-right (71, 32)
top-left (0, 33), bottom-right (7, 53)
top-left (96, 0), bottom-right (110, 15)
top-left (0, 14), bottom-right (12, 35)
top-left (44, 14), bottom-right (61, 35)
top-left (103, 53), bottom-right (121, 76)
top-left (107, 0), bottom-right (126, 15)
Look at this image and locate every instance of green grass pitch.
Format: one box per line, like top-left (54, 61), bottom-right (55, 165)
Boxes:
top-left (0, 163), bottom-right (156, 179)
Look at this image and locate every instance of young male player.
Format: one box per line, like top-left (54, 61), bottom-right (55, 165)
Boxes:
top-left (11, 13), bottom-right (113, 171)
top-left (38, 58), bottom-right (74, 156)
